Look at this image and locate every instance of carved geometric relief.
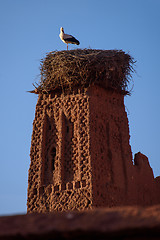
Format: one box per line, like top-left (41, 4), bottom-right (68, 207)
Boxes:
top-left (41, 113), bottom-right (57, 186)
top-left (60, 111), bottom-right (74, 184)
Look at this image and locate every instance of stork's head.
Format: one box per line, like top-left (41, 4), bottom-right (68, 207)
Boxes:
top-left (60, 27), bottom-right (64, 33)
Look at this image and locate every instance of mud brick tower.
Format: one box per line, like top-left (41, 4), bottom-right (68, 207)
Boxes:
top-left (27, 49), bottom-right (160, 213)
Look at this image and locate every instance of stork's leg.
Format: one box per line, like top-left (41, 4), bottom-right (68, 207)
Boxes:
top-left (67, 44), bottom-right (68, 50)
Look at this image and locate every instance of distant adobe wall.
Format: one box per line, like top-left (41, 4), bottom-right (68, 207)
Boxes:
top-left (28, 49), bottom-right (160, 213)
top-left (131, 152), bottom-right (160, 205)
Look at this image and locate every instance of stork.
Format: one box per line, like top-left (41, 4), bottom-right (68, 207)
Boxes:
top-left (59, 27), bottom-right (80, 50)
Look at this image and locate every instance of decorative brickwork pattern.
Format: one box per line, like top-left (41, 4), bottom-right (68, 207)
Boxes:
top-left (28, 91), bottom-right (92, 212)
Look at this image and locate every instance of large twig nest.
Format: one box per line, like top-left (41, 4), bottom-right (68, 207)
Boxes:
top-left (32, 49), bottom-right (135, 95)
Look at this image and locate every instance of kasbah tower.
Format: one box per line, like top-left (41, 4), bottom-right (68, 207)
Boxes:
top-left (27, 49), bottom-right (160, 213)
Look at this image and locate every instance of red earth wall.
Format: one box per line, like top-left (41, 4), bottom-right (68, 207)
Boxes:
top-left (27, 85), bottom-right (160, 213)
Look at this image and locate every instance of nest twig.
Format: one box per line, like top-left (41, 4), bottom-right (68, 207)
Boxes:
top-left (32, 49), bottom-right (135, 95)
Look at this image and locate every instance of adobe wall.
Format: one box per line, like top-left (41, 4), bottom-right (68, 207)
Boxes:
top-left (87, 86), bottom-right (160, 207)
top-left (88, 86), bottom-right (133, 207)
top-left (28, 90), bottom-right (93, 212)
top-left (131, 153), bottom-right (160, 206)
top-left (28, 85), bottom-right (160, 213)
top-left (2, 206), bottom-right (160, 239)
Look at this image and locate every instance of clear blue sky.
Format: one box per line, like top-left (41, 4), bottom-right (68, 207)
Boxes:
top-left (0, 0), bottom-right (160, 216)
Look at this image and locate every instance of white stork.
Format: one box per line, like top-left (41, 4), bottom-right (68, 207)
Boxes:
top-left (59, 27), bottom-right (80, 50)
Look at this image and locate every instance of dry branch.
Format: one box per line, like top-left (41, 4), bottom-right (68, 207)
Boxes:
top-left (32, 49), bottom-right (135, 95)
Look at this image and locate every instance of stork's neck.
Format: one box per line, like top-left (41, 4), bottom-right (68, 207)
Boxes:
top-left (59, 28), bottom-right (64, 40)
